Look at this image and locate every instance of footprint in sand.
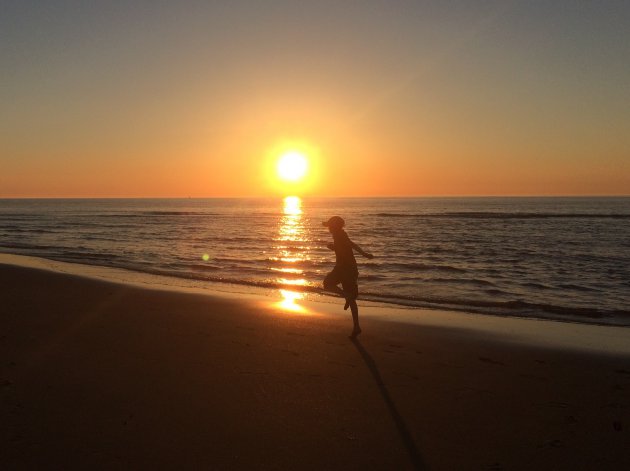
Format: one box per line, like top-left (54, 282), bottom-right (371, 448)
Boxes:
top-left (538, 439), bottom-right (563, 449)
top-left (281, 349), bottom-right (300, 356)
top-left (486, 463), bottom-right (503, 470)
top-left (603, 402), bottom-right (626, 409)
top-left (519, 373), bottom-right (547, 381)
top-left (546, 401), bottom-right (570, 408)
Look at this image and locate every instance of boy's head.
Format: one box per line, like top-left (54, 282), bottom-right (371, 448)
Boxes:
top-left (322, 216), bottom-right (345, 233)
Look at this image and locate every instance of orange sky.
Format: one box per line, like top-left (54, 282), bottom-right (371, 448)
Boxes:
top-left (1, 2), bottom-right (629, 197)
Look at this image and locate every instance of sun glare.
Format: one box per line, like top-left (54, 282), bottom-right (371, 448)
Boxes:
top-left (277, 151), bottom-right (308, 182)
top-left (277, 289), bottom-right (306, 313)
top-left (283, 195), bottom-right (302, 215)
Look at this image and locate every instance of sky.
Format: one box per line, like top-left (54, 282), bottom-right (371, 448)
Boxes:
top-left (1, 0), bottom-right (629, 197)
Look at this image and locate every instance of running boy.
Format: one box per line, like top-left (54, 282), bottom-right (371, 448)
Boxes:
top-left (322, 216), bottom-right (374, 338)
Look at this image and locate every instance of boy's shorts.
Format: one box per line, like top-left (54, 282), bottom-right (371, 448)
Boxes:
top-left (324, 265), bottom-right (359, 300)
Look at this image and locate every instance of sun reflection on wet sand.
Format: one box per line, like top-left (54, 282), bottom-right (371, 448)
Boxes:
top-left (276, 289), bottom-right (307, 313)
top-left (271, 196), bottom-right (310, 313)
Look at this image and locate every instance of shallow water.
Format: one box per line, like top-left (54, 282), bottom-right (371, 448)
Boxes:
top-left (1, 197), bottom-right (629, 325)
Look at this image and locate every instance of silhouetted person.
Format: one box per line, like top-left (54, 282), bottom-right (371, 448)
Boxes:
top-left (322, 216), bottom-right (374, 338)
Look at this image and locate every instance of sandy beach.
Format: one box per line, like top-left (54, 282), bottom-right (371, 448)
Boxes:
top-left (2, 256), bottom-right (630, 470)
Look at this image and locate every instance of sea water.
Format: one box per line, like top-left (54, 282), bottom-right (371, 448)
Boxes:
top-left (1, 197), bottom-right (629, 325)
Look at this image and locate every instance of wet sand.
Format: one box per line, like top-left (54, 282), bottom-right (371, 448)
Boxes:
top-left (1, 258), bottom-right (630, 470)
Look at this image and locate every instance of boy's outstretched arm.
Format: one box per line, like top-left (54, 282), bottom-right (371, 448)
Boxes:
top-left (351, 241), bottom-right (374, 259)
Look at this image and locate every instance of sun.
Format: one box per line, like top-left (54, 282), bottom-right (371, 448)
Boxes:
top-left (277, 151), bottom-right (308, 182)
top-left (264, 141), bottom-right (319, 194)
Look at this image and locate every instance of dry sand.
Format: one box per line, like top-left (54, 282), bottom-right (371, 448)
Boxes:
top-left (1, 257), bottom-right (630, 470)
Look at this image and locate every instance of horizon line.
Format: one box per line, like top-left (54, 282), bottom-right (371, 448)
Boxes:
top-left (1, 194), bottom-right (629, 200)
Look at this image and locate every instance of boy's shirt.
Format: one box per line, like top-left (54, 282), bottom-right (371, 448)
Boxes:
top-left (332, 229), bottom-right (357, 268)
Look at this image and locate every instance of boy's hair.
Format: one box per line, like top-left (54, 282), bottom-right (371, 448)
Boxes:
top-left (322, 216), bottom-right (345, 230)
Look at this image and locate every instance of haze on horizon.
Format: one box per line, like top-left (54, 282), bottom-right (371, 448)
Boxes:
top-left (1, 1), bottom-right (629, 198)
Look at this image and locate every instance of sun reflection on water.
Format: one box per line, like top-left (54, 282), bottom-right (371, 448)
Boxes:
top-left (283, 196), bottom-right (302, 215)
top-left (272, 196), bottom-right (310, 313)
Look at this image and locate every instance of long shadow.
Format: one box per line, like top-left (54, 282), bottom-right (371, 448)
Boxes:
top-left (351, 338), bottom-right (427, 471)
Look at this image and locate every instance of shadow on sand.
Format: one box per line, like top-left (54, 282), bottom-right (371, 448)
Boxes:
top-left (351, 338), bottom-right (426, 471)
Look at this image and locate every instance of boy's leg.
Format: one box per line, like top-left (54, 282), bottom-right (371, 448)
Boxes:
top-left (343, 279), bottom-right (361, 337)
top-left (349, 300), bottom-right (360, 337)
top-left (323, 270), bottom-right (345, 298)
top-left (340, 269), bottom-right (358, 310)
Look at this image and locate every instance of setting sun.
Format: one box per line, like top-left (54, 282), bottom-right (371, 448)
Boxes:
top-left (277, 151), bottom-right (308, 182)
top-left (262, 141), bottom-right (320, 195)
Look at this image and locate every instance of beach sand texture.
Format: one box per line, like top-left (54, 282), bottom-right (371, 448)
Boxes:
top-left (2, 261), bottom-right (630, 470)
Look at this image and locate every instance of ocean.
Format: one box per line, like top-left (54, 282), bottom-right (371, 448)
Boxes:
top-left (1, 197), bottom-right (629, 325)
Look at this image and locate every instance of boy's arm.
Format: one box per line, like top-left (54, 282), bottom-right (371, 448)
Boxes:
top-left (351, 241), bottom-right (374, 259)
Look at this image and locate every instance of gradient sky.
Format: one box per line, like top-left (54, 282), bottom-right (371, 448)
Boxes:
top-left (2, 1), bottom-right (629, 197)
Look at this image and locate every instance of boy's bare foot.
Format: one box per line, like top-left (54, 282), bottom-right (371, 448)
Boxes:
top-left (349, 327), bottom-right (362, 338)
